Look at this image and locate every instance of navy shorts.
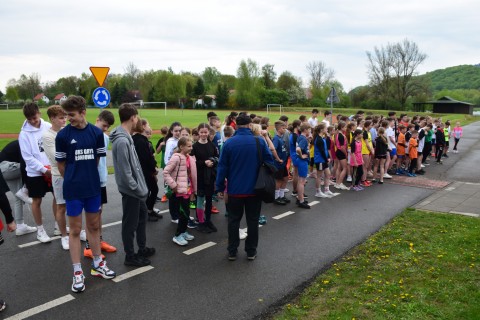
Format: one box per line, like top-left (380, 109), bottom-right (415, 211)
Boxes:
top-left (66, 194), bottom-right (101, 217)
top-left (315, 162), bottom-right (328, 171)
top-left (274, 166), bottom-right (288, 180)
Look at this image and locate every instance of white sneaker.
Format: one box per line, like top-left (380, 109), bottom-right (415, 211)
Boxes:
top-left (324, 190), bottom-right (340, 197)
top-left (61, 236), bottom-right (70, 250)
top-left (421, 164), bottom-right (425, 168)
top-left (37, 229), bottom-right (52, 243)
top-left (239, 229), bottom-right (248, 240)
top-left (172, 235), bottom-right (188, 246)
top-left (80, 230), bottom-right (87, 242)
top-left (339, 183), bottom-right (350, 190)
top-left (315, 191), bottom-right (330, 198)
top-left (346, 176), bottom-right (352, 182)
top-left (383, 173), bottom-right (392, 179)
top-left (282, 188), bottom-right (289, 193)
top-left (333, 184), bottom-right (341, 190)
top-left (15, 187), bottom-right (32, 204)
top-left (15, 224), bottom-right (37, 236)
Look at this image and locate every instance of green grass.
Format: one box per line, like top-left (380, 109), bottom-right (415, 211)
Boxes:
top-left (274, 208), bottom-right (480, 320)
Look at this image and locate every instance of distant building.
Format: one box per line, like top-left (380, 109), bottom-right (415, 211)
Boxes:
top-left (54, 93), bottom-right (68, 104)
top-left (413, 96), bottom-right (474, 115)
top-left (33, 93), bottom-right (50, 104)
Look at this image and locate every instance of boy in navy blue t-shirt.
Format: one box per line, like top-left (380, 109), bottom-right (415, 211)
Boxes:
top-left (272, 121), bottom-right (290, 206)
top-left (56, 96), bottom-right (116, 293)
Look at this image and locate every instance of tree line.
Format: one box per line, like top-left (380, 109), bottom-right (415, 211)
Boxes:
top-left (2, 39), bottom-right (477, 110)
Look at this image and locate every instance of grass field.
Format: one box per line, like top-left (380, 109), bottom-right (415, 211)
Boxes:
top-left (273, 208), bottom-right (480, 320)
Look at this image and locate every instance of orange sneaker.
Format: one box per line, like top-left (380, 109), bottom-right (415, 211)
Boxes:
top-left (100, 240), bottom-right (117, 253)
top-left (211, 206), bottom-right (220, 214)
top-left (83, 248), bottom-right (105, 259)
top-left (161, 195), bottom-right (168, 202)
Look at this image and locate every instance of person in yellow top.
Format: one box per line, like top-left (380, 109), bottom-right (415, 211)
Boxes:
top-left (361, 120), bottom-right (374, 186)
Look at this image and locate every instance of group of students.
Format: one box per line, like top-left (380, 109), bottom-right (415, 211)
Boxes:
top-left (0, 102), bottom-right (465, 309)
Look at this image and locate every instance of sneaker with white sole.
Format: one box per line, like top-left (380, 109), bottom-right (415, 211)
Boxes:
top-left (15, 224), bottom-right (37, 236)
top-left (324, 190), bottom-right (340, 197)
top-left (172, 235), bottom-right (188, 246)
top-left (339, 183), bottom-right (350, 190)
top-left (37, 229), bottom-right (51, 243)
top-left (181, 232), bottom-right (195, 241)
top-left (383, 173), bottom-right (392, 179)
top-left (91, 260), bottom-right (116, 279)
top-left (15, 187), bottom-right (32, 204)
top-left (54, 226), bottom-right (70, 236)
top-left (346, 176), bottom-right (352, 182)
top-left (71, 271), bottom-right (85, 293)
top-left (239, 229), bottom-right (248, 240)
top-left (80, 230), bottom-right (87, 242)
top-left (315, 191), bottom-right (330, 198)
top-left (61, 236), bottom-right (70, 250)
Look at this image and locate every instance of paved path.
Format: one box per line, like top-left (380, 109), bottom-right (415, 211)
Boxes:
top-left (1, 122), bottom-right (479, 320)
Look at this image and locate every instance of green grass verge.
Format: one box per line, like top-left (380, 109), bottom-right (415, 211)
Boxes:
top-left (274, 208), bottom-right (480, 320)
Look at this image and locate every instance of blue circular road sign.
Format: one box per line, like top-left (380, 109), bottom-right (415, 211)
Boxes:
top-left (92, 87), bottom-right (111, 108)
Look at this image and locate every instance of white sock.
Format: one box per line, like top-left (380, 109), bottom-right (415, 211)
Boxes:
top-left (73, 263), bottom-right (82, 274)
top-left (275, 189), bottom-right (280, 199)
top-left (93, 255), bottom-right (103, 268)
top-left (324, 185), bottom-right (330, 192)
top-left (37, 225), bottom-right (44, 232)
top-left (279, 190), bottom-right (285, 198)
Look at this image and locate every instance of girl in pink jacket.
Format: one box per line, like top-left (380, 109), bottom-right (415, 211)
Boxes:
top-left (163, 137), bottom-right (197, 246)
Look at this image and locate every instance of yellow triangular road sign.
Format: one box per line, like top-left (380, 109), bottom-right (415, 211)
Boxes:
top-left (89, 67), bottom-right (110, 87)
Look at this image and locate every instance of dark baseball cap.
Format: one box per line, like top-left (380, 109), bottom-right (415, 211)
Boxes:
top-left (236, 114), bottom-right (252, 126)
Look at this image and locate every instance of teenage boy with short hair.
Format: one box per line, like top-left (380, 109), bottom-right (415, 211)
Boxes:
top-left (83, 110), bottom-right (117, 258)
top-left (307, 109), bottom-right (319, 128)
top-left (19, 102), bottom-right (53, 243)
top-left (111, 103), bottom-right (155, 267)
top-left (56, 96), bottom-right (116, 293)
top-left (43, 105), bottom-right (70, 250)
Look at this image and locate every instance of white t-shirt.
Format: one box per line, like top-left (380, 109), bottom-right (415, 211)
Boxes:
top-left (386, 127), bottom-right (396, 150)
top-left (308, 117), bottom-right (318, 128)
top-left (321, 119), bottom-right (330, 127)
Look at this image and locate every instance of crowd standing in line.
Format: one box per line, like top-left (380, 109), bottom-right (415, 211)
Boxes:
top-left (0, 101), bottom-right (463, 311)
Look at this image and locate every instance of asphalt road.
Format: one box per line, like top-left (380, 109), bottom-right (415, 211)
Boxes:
top-left (1, 121), bottom-right (478, 320)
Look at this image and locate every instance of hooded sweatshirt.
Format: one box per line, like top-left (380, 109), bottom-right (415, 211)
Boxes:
top-left (110, 125), bottom-right (148, 199)
top-left (19, 119), bottom-right (52, 177)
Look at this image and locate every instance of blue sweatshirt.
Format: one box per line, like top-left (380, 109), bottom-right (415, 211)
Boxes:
top-left (215, 128), bottom-right (274, 196)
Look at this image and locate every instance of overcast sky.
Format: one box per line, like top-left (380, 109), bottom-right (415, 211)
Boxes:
top-left (1, 0), bottom-right (479, 94)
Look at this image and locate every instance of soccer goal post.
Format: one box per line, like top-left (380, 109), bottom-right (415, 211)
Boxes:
top-left (132, 101), bottom-right (167, 115)
top-left (0, 104), bottom-right (9, 110)
top-left (266, 104), bottom-right (283, 115)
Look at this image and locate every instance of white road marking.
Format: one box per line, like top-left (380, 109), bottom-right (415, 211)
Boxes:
top-left (18, 236), bottom-right (61, 248)
top-left (450, 211), bottom-right (480, 218)
top-left (5, 294), bottom-right (75, 320)
top-left (112, 265), bottom-right (154, 282)
top-left (309, 201), bottom-right (320, 206)
top-left (159, 209), bottom-right (169, 213)
top-left (445, 187), bottom-right (456, 191)
top-left (183, 241), bottom-right (217, 255)
top-left (465, 182), bottom-right (480, 186)
top-left (102, 221), bottom-right (122, 228)
top-left (272, 211), bottom-right (295, 220)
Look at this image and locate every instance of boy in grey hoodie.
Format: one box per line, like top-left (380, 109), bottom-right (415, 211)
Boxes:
top-left (111, 103), bottom-right (155, 267)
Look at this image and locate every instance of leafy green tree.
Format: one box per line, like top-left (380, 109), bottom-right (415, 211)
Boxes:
top-left (194, 78), bottom-right (205, 96)
top-left (202, 67), bottom-right (221, 93)
top-left (215, 82), bottom-right (229, 108)
top-left (276, 71), bottom-right (300, 91)
top-left (261, 64), bottom-right (277, 89)
top-left (147, 86), bottom-right (156, 102)
top-left (219, 74), bottom-right (236, 89)
top-left (0, 90), bottom-right (4, 103)
top-left (56, 76), bottom-right (79, 96)
top-left (5, 87), bottom-right (19, 102)
top-left (235, 59), bottom-right (263, 108)
top-left (166, 74), bottom-right (185, 105)
top-left (259, 89), bottom-right (288, 106)
top-left (110, 82), bottom-right (121, 105)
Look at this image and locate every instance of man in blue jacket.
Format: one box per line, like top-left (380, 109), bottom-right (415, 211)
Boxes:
top-left (216, 113), bottom-right (274, 261)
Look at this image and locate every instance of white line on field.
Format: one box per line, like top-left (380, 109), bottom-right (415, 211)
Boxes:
top-left (183, 242), bottom-right (217, 255)
top-left (112, 266), bottom-right (154, 283)
top-left (309, 201), bottom-right (320, 206)
top-left (5, 294), bottom-right (75, 320)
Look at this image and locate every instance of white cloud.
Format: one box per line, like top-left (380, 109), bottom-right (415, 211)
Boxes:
top-left (0, 0), bottom-right (479, 94)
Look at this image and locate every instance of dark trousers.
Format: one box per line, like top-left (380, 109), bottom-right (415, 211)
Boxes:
top-left (145, 175), bottom-right (159, 211)
top-left (121, 193), bottom-right (147, 257)
top-left (435, 145), bottom-right (444, 162)
top-left (170, 194), bottom-right (190, 236)
top-left (409, 158), bottom-right (417, 173)
top-left (422, 141), bottom-right (432, 163)
top-left (453, 138), bottom-right (460, 150)
top-left (227, 195), bottom-right (262, 256)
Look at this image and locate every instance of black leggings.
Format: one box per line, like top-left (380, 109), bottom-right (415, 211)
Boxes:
top-left (435, 145), bottom-right (444, 162)
top-left (170, 195), bottom-right (190, 236)
top-left (352, 165), bottom-right (364, 186)
top-left (0, 193), bottom-right (13, 223)
top-left (145, 175), bottom-right (159, 211)
top-left (453, 138), bottom-right (460, 150)
top-left (409, 158), bottom-right (417, 173)
top-left (422, 141), bottom-right (432, 163)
